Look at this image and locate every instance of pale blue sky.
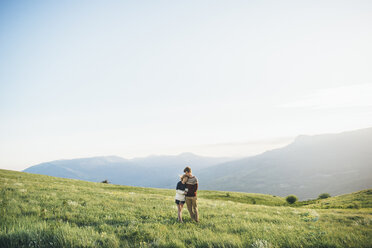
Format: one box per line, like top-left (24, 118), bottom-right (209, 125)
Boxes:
top-left (1, 0), bottom-right (372, 170)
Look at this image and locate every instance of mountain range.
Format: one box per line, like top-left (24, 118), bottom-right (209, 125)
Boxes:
top-left (198, 127), bottom-right (372, 199)
top-left (23, 127), bottom-right (372, 199)
top-left (23, 152), bottom-right (233, 189)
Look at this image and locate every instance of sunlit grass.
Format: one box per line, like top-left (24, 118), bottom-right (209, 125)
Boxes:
top-left (1, 169), bottom-right (371, 247)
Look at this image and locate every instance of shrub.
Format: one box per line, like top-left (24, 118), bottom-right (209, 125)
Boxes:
top-left (286, 195), bottom-right (298, 204)
top-left (101, 179), bottom-right (109, 184)
top-left (318, 193), bottom-right (331, 199)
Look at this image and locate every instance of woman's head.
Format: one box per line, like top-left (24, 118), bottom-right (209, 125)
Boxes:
top-left (180, 174), bottom-right (189, 184)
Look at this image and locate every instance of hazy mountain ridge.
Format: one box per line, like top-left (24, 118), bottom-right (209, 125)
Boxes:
top-left (23, 127), bottom-right (372, 199)
top-left (199, 127), bottom-right (372, 199)
top-left (24, 153), bottom-right (234, 188)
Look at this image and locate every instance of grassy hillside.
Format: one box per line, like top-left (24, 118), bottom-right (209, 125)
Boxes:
top-left (1, 169), bottom-right (371, 248)
top-left (297, 189), bottom-right (372, 209)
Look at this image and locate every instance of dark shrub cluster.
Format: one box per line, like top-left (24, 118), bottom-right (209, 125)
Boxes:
top-left (286, 195), bottom-right (298, 204)
top-left (318, 193), bottom-right (331, 199)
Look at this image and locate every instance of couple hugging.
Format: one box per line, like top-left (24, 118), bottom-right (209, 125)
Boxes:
top-left (174, 166), bottom-right (199, 223)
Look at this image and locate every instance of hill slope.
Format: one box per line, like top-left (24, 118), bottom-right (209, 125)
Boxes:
top-left (1, 169), bottom-right (371, 248)
top-left (298, 189), bottom-right (372, 209)
top-left (199, 127), bottom-right (372, 199)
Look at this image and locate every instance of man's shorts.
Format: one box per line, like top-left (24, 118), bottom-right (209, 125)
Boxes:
top-left (175, 199), bottom-right (185, 205)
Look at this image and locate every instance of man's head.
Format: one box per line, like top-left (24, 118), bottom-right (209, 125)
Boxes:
top-left (183, 166), bottom-right (192, 176)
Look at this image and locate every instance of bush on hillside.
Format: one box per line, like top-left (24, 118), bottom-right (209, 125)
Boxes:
top-left (318, 193), bottom-right (331, 199)
top-left (101, 179), bottom-right (109, 184)
top-left (286, 195), bottom-right (298, 204)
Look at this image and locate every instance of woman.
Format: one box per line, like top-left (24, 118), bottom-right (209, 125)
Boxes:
top-left (175, 174), bottom-right (188, 222)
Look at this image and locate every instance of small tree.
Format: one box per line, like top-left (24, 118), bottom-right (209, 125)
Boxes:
top-left (318, 193), bottom-right (331, 199)
top-left (286, 195), bottom-right (298, 204)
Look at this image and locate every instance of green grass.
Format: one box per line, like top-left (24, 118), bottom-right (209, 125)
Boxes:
top-left (1, 169), bottom-right (371, 248)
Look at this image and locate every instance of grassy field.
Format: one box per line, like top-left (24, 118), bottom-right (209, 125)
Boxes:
top-left (1, 169), bottom-right (371, 248)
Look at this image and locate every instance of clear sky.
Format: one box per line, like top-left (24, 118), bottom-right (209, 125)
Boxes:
top-left (1, 0), bottom-right (372, 170)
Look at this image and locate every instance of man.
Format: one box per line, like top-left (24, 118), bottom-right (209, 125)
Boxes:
top-left (184, 166), bottom-right (199, 222)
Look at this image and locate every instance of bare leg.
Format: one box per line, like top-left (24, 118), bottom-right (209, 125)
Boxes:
top-left (177, 204), bottom-right (183, 222)
top-left (179, 204), bottom-right (184, 222)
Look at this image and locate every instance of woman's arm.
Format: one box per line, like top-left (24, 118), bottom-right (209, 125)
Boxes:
top-left (176, 189), bottom-right (186, 195)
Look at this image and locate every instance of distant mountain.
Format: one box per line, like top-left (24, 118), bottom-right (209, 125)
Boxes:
top-left (23, 153), bottom-right (233, 188)
top-left (199, 127), bottom-right (372, 199)
top-left (24, 127), bottom-right (372, 199)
